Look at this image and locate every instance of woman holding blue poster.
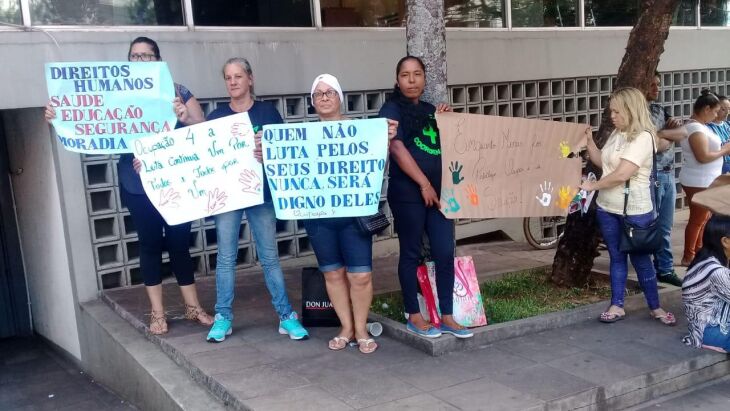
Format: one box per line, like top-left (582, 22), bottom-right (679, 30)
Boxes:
top-left (378, 56), bottom-right (473, 339)
top-left (303, 74), bottom-right (397, 354)
top-left (46, 37), bottom-right (213, 335)
top-left (204, 57), bottom-right (309, 343)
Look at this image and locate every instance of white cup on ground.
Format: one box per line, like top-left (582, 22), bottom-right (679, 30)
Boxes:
top-left (366, 322), bottom-right (383, 337)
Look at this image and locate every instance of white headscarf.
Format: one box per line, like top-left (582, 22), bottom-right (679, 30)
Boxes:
top-left (310, 73), bottom-right (344, 102)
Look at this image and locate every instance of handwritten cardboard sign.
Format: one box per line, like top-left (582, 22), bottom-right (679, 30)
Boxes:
top-left (436, 112), bottom-right (589, 218)
top-left (134, 112), bottom-right (263, 225)
top-left (45, 61), bottom-right (176, 154)
top-left (262, 118), bottom-right (388, 220)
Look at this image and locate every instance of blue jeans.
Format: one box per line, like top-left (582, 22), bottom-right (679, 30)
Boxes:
top-left (213, 201), bottom-right (293, 321)
top-left (703, 325), bottom-right (730, 351)
top-left (303, 218), bottom-right (372, 273)
top-left (723, 162), bottom-right (730, 174)
top-left (652, 171), bottom-right (676, 275)
top-left (596, 208), bottom-right (660, 310)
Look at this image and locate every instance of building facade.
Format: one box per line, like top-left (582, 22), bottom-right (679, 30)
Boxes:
top-left (1, 0), bottom-right (729, 360)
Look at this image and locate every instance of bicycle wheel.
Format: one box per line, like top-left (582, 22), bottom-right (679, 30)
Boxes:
top-left (523, 216), bottom-right (567, 250)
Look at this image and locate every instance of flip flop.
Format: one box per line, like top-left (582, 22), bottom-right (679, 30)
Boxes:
top-left (651, 311), bottom-right (676, 326)
top-left (328, 336), bottom-right (351, 351)
top-left (598, 311), bottom-right (625, 323)
top-left (357, 338), bottom-right (378, 354)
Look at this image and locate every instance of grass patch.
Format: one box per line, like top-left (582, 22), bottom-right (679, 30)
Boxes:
top-left (371, 268), bottom-right (636, 325)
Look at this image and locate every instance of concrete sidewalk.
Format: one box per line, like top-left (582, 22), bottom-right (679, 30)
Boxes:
top-left (100, 209), bottom-right (730, 410)
top-left (0, 337), bottom-right (136, 410)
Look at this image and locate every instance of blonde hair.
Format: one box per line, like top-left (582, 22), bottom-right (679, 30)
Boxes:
top-left (610, 87), bottom-right (657, 143)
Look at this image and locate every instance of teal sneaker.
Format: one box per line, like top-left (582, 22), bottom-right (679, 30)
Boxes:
top-left (206, 314), bottom-right (232, 343)
top-left (278, 312), bottom-right (309, 340)
top-left (406, 321), bottom-right (442, 338)
top-left (440, 324), bottom-right (474, 339)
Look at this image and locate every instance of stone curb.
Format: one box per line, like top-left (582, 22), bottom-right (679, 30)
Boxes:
top-left (528, 353), bottom-right (730, 410)
top-left (369, 278), bottom-right (682, 357)
top-left (79, 300), bottom-right (229, 411)
top-left (101, 294), bottom-right (252, 411)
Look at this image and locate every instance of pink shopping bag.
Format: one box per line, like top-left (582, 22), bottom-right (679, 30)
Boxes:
top-left (418, 256), bottom-right (487, 328)
top-left (452, 256), bottom-right (487, 327)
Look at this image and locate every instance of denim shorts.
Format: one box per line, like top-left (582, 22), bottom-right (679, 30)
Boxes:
top-left (303, 217), bottom-right (373, 273)
top-left (703, 325), bottom-right (730, 351)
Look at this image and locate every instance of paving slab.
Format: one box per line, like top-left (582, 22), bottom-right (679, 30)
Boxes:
top-left (431, 377), bottom-right (544, 410)
top-left (0, 337), bottom-right (136, 411)
top-left (362, 393), bottom-right (459, 410)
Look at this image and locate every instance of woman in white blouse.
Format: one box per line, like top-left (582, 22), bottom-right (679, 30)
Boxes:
top-left (679, 90), bottom-right (730, 266)
top-left (581, 87), bottom-right (675, 325)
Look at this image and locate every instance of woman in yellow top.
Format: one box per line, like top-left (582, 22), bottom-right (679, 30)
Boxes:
top-left (581, 87), bottom-right (675, 325)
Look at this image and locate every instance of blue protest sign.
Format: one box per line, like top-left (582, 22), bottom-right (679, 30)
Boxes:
top-left (45, 61), bottom-right (176, 154)
top-left (262, 118), bottom-right (388, 219)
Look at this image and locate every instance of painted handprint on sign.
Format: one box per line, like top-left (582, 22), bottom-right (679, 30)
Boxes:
top-left (555, 186), bottom-right (576, 210)
top-left (535, 181), bottom-right (553, 207)
top-left (559, 140), bottom-right (571, 158)
top-left (441, 188), bottom-right (461, 214)
top-left (206, 188), bottom-right (228, 215)
top-left (230, 122), bottom-right (251, 138)
top-left (465, 184), bottom-right (479, 206)
top-left (159, 188), bottom-right (180, 208)
top-left (239, 169), bottom-right (262, 194)
top-left (449, 161), bottom-right (464, 185)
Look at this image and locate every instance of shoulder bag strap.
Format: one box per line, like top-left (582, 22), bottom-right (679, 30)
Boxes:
top-left (623, 130), bottom-right (658, 218)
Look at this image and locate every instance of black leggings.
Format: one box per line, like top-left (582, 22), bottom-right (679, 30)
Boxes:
top-left (121, 187), bottom-right (194, 287)
top-left (390, 201), bottom-right (455, 315)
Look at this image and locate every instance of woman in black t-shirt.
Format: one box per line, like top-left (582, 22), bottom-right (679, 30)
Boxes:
top-left (378, 56), bottom-right (472, 339)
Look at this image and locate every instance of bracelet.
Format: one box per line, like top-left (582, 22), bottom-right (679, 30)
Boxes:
top-left (420, 184), bottom-right (431, 192)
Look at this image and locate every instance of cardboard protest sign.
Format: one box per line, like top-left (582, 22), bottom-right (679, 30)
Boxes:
top-left (134, 112), bottom-right (263, 225)
top-left (45, 61), bottom-right (176, 154)
top-left (262, 118), bottom-right (388, 220)
top-left (436, 112), bottom-right (589, 218)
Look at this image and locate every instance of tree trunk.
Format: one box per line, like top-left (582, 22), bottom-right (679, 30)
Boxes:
top-left (550, 0), bottom-right (679, 286)
top-left (406, 0), bottom-right (448, 105)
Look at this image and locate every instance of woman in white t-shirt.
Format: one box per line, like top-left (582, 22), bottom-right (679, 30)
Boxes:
top-left (679, 90), bottom-right (730, 266)
top-left (581, 87), bottom-right (675, 325)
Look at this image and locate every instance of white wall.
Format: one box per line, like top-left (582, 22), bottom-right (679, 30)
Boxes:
top-left (1, 28), bottom-right (729, 110)
top-left (3, 108), bottom-right (84, 359)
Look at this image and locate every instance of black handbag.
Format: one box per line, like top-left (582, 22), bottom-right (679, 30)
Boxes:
top-left (618, 133), bottom-right (661, 254)
top-left (301, 267), bottom-right (340, 327)
top-left (356, 210), bottom-right (390, 235)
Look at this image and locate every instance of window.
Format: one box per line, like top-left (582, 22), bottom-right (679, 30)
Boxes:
top-left (584, 0), bottom-right (638, 27)
top-left (445, 0), bottom-right (505, 28)
top-left (511, 0), bottom-right (578, 27)
top-left (673, 0), bottom-right (697, 26)
top-left (30, 0), bottom-right (184, 25)
top-left (0, 0), bottom-right (21, 24)
top-left (701, 0), bottom-right (730, 26)
top-left (320, 0), bottom-right (404, 27)
top-left (193, 0), bottom-right (312, 27)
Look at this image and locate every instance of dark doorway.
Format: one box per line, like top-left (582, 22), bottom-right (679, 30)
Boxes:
top-left (0, 113), bottom-right (31, 338)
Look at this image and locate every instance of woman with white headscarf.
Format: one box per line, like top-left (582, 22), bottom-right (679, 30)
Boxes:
top-left (304, 74), bottom-right (396, 354)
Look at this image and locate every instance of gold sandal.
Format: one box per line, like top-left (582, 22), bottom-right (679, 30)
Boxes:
top-left (184, 304), bottom-right (213, 326)
top-left (149, 310), bottom-right (168, 335)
